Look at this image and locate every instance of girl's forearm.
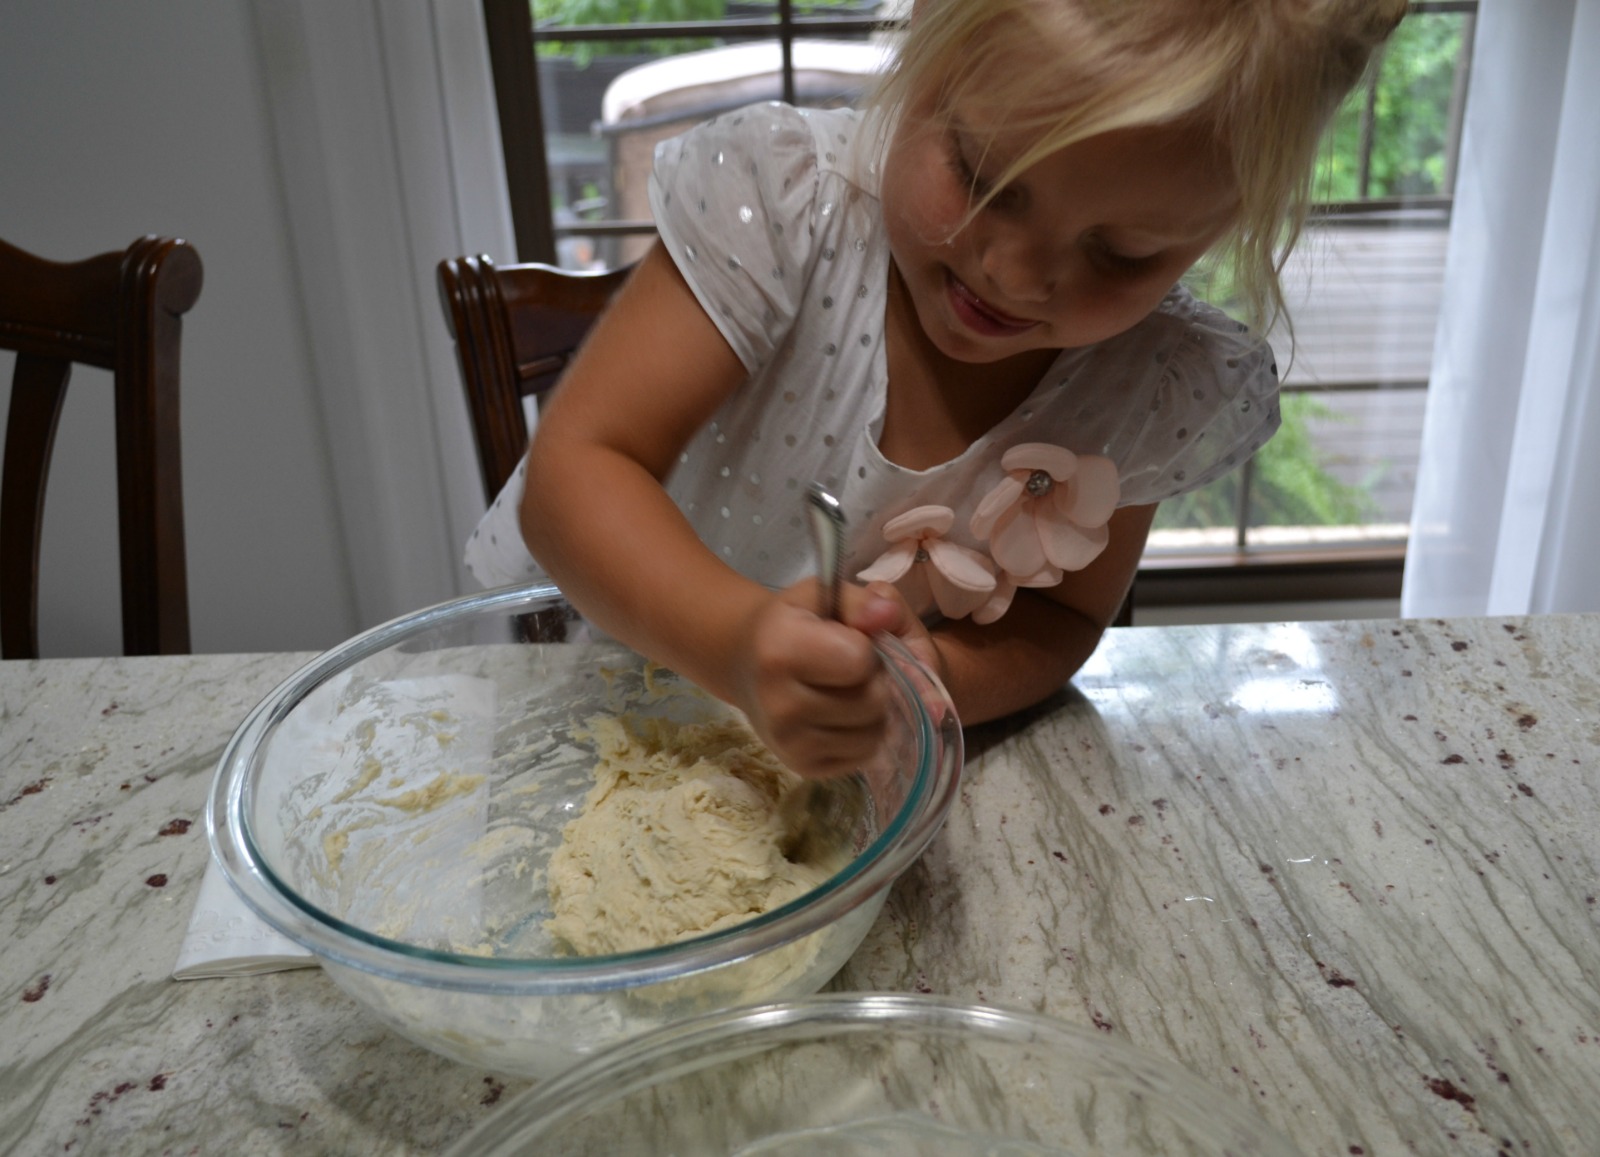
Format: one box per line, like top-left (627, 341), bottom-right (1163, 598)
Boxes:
top-left (520, 439), bottom-right (766, 706)
top-left (926, 591), bottom-right (1106, 725)
top-left (925, 502), bottom-right (1153, 725)
top-left (514, 241), bottom-right (773, 704)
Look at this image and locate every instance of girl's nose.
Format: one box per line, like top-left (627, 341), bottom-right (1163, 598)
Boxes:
top-left (977, 228), bottom-right (1057, 305)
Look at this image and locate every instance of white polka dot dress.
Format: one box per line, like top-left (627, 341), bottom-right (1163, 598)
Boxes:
top-left (464, 103), bottom-right (1280, 593)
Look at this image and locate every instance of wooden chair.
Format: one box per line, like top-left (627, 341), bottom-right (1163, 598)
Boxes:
top-left (436, 255), bottom-right (631, 506)
top-left (1, 235), bottom-right (203, 659)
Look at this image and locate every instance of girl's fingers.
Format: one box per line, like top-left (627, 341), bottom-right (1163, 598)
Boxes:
top-left (753, 603), bottom-right (881, 689)
top-left (777, 577), bottom-right (906, 641)
top-left (742, 583), bottom-right (912, 776)
top-left (750, 652), bottom-right (892, 774)
top-left (839, 580), bottom-right (913, 636)
top-left (785, 672), bottom-right (891, 730)
top-left (765, 715), bottom-right (889, 779)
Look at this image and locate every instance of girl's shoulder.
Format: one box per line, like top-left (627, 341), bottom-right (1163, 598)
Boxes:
top-left (648, 102), bottom-right (877, 374)
top-left (1134, 284), bottom-right (1277, 387)
top-left (656, 102), bottom-right (866, 182)
top-left (1085, 283), bottom-right (1278, 424)
top-left (1054, 284), bottom-right (1280, 505)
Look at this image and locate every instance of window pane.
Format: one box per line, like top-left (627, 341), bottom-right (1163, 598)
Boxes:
top-left (539, 34), bottom-right (728, 269)
top-left (1315, 9), bottom-right (1473, 202)
top-left (533, 2), bottom-right (897, 270)
top-left (1148, 385), bottom-right (1419, 556)
top-left (1239, 391), bottom-right (1407, 549)
top-left (1147, 471), bottom-right (1244, 556)
top-left (553, 233), bottom-right (617, 273)
top-left (1151, 6), bottom-right (1472, 560)
top-left (1245, 387), bottom-right (1417, 547)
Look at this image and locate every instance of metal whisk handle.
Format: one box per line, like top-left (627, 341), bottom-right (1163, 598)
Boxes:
top-left (805, 482), bottom-right (846, 622)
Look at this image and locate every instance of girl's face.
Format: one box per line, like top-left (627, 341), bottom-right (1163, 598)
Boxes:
top-left (879, 90), bottom-right (1240, 363)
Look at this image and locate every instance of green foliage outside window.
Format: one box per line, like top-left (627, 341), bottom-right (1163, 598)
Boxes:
top-left (533, 0), bottom-right (874, 64)
top-left (1153, 394), bottom-right (1380, 535)
top-left (1316, 13), bottom-right (1466, 200)
top-left (534, 0), bottom-right (721, 62)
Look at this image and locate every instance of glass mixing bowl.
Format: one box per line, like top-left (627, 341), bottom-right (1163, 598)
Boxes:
top-left (444, 994), bottom-right (1307, 1156)
top-left (208, 585), bottom-right (960, 1078)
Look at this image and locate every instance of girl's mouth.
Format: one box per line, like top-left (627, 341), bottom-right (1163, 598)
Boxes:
top-left (945, 271), bottom-right (1039, 337)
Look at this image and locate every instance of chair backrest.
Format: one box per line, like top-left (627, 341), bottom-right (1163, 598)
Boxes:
top-left (0, 235), bottom-right (202, 659)
top-left (437, 255), bottom-right (632, 505)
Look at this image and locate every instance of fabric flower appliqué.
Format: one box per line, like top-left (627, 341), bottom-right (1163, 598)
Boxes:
top-left (856, 505), bottom-right (995, 620)
top-left (970, 443), bottom-right (1121, 584)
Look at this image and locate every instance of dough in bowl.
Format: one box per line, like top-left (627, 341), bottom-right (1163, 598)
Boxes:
top-left (546, 713), bottom-right (845, 956)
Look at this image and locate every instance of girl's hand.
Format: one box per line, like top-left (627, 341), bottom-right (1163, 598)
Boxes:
top-left (856, 579), bottom-right (945, 698)
top-left (733, 580), bottom-right (940, 779)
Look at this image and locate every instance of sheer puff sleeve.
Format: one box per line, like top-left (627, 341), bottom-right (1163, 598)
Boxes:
top-left (1114, 292), bottom-right (1282, 508)
top-left (647, 104), bottom-right (827, 373)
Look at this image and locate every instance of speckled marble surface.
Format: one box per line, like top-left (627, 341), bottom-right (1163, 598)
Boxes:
top-left (3, 617), bottom-right (1598, 1156)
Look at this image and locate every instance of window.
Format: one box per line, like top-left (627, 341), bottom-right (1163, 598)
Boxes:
top-left (483, 0), bottom-right (1478, 609)
top-left (1147, 2), bottom-right (1476, 593)
top-left (484, 0), bottom-right (904, 267)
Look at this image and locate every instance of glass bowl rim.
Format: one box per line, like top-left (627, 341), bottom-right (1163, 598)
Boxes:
top-left (443, 992), bottom-right (1306, 1155)
top-left (207, 583), bottom-right (962, 994)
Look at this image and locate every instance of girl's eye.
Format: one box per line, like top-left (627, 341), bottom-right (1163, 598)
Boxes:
top-left (1102, 250), bottom-right (1148, 272)
top-left (1090, 234), bottom-right (1157, 275)
top-left (945, 131), bottom-right (994, 200)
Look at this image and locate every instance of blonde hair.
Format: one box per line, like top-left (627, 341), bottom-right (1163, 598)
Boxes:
top-left (870, 0), bottom-right (1408, 331)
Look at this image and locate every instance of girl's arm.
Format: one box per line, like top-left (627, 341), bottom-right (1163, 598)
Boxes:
top-left (915, 503), bottom-right (1156, 724)
top-left (522, 242), bottom-right (917, 777)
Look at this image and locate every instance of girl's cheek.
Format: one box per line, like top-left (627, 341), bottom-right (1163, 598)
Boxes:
top-left (1067, 282), bottom-right (1175, 346)
top-left (898, 145), bottom-right (966, 237)
top-left (916, 187), bottom-right (971, 246)
top-left (896, 193), bottom-right (949, 248)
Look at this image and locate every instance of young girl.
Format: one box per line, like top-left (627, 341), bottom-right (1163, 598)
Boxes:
top-left (466, 0), bottom-right (1406, 778)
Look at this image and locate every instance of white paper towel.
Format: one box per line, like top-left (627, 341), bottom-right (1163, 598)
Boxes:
top-left (173, 858), bottom-right (318, 978)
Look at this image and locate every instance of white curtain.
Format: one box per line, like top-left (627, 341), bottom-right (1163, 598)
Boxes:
top-left (250, 0), bottom-right (517, 628)
top-left (1402, 0), bottom-right (1600, 617)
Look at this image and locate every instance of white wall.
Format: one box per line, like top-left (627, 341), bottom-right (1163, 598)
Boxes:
top-left (0, 1), bottom-right (511, 657)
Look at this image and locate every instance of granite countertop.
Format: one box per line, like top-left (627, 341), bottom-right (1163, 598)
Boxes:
top-left (2, 616), bottom-right (1598, 1155)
